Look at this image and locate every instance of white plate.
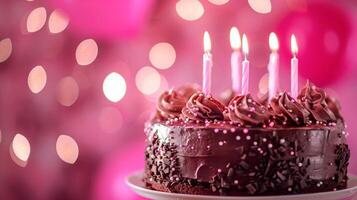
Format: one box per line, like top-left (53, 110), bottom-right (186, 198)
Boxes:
top-left (126, 171), bottom-right (357, 200)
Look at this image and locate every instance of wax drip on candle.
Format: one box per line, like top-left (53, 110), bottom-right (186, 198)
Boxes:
top-left (241, 34), bottom-right (250, 95)
top-left (203, 31), bottom-right (213, 95)
top-left (290, 34), bottom-right (299, 99)
top-left (230, 27), bottom-right (242, 94)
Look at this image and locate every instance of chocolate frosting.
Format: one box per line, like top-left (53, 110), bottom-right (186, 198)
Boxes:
top-left (298, 82), bottom-right (336, 123)
top-left (182, 92), bottom-right (225, 122)
top-left (271, 92), bottom-right (310, 126)
top-left (228, 94), bottom-right (271, 126)
top-left (326, 96), bottom-right (343, 121)
top-left (157, 90), bottom-right (187, 119)
top-left (156, 84), bottom-right (199, 120)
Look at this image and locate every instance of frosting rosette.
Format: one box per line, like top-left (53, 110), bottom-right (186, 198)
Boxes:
top-left (271, 92), bottom-right (310, 126)
top-left (228, 94), bottom-right (270, 126)
top-left (298, 82), bottom-right (336, 123)
top-left (326, 96), bottom-right (343, 121)
top-left (182, 92), bottom-right (225, 122)
top-left (156, 90), bottom-right (187, 119)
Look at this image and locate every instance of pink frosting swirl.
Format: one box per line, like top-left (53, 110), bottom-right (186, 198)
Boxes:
top-left (228, 94), bottom-right (271, 126)
top-left (182, 92), bottom-right (225, 122)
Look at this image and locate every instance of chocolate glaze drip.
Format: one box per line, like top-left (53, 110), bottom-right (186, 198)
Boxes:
top-left (271, 92), bottom-right (310, 126)
top-left (228, 94), bottom-right (271, 126)
top-left (298, 82), bottom-right (336, 123)
top-left (182, 92), bottom-right (225, 122)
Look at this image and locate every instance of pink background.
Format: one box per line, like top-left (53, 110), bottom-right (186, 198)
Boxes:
top-left (0, 0), bottom-right (356, 199)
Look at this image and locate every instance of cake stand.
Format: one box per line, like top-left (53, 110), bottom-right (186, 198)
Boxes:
top-left (126, 170), bottom-right (357, 200)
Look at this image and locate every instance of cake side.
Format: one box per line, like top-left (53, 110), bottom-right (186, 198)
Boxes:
top-left (144, 122), bottom-right (349, 195)
top-left (144, 82), bottom-right (350, 196)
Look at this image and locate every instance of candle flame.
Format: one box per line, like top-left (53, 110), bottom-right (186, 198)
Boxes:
top-left (291, 34), bottom-right (298, 55)
top-left (269, 32), bottom-right (279, 51)
top-left (230, 27), bottom-right (241, 50)
top-left (242, 34), bottom-right (249, 56)
top-left (203, 31), bottom-right (211, 52)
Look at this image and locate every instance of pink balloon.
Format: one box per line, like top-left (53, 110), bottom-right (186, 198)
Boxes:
top-left (92, 141), bottom-right (145, 200)
top-left (277, 3), bottom-right (351, 86)
top-left (49, 0), bottom-right (154, 40)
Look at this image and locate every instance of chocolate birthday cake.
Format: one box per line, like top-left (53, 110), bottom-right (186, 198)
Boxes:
top-left (144, 82), bottom-right (350, 196)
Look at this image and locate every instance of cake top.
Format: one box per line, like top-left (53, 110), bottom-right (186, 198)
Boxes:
top-left (153, 81), bottom-right (343, 128)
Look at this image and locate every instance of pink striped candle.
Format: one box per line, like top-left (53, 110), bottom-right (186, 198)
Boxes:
top-left (230, 27), bottom-right (242, 94)
top-left (203, 31), bottom-right (213, 95)
top-left (290, 34), bottom-right (299, 99)
top-left (268, 32), bottom-right (279, 101)
top-left (241, 34), bottom-right (249, 95)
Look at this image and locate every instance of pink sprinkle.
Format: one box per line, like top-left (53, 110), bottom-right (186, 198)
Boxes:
top-left (218, 141), bottom-right (224, 146)
top-left (269, 121), bottom-right (275, 127)
top-left (243, 128), bottom-right (249, 134)
top-left (214, 129), bottom-right (219, 133)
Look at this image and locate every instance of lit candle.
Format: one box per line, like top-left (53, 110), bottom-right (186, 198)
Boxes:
top-left (241, 34), bottom-right (249, 95)
top-left (203, 31), bottom-right (213, 95)
top-left (230, 27), bottom-right (242, 94)
top-left (290, 34), bottom-right (299, 99)
top-left (268, 32), bottom-right (279, 101)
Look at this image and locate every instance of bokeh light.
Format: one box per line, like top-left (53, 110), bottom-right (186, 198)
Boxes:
top-left (176, 0), bottom-right (204, 21)
top-left (0, 38), bottom-right (12, 63)
top-left (248, 0), bottom-right (272, 14)
top-left (258, 73), bottom-right (269, 95)
top-left (57, 76), bottom-right (79, 106)
top-left (208, 0), bottom-right (230, 5)
top-left (75, 39), bottom-right (98, 66)
top-left (146, 75), bottom-right (169, 102)
top-left (11, 134), bottom-right (31, 167)
top-left (99, 107), bottom-right (123, 134)
top-left (56, 135), bottom-right (79, 164)
top-left (48, 9), bottom-right (69, 34)
top-left (103, 72), bottom-right (127, 103)
top-left (26, 7), bottom-right (47, 33)
top-left (27, 65), bottom-right (47, 94)
top-left (149, 42), bottom-right (176, 69)
top-left (135, 66), bottom-right (161, 95)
